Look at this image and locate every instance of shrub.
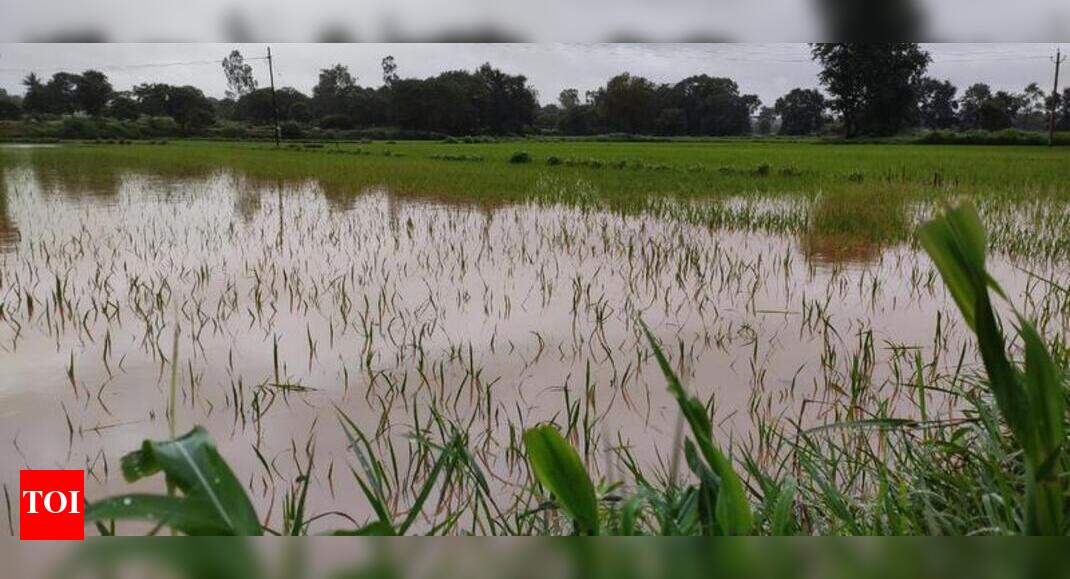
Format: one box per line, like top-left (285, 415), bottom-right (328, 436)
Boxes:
top-left (140, 116), bottom-right (179, 137)
top-left (546, 155), bottom-right (562, 166)
top-left (509, 151), bottom-right (532, 164)
top-left (280, 121), bottom-right (305, 139)
top-left (319, 114), bottom-right (354, 130)
top-left (59, 117), bottom-right (98, 139)
top-left (218, 122), bottom-right (247, 139)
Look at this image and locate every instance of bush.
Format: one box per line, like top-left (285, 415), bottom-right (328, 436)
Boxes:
top-left (280, 121), bottom-right (305, 139)
top-left (60, 117), bottom-right (100, 139)
top-left (916, 129), bottom-right (1067, 146)
top-left (546, 155), bottom-right (562, 166)
top-left (139, 116), bottom-right (179, 137)
top-left (99, 120), bottom-right (140, 140)
top-left (217, 122), bottom-right (247, 139)
top-left (319, 114), bottom-right (354, 130)
top-left (509, 151), bottom-right (532, 164)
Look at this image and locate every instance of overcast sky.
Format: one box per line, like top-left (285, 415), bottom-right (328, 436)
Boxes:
top-left (0, 43), bottom-right (1062, 106)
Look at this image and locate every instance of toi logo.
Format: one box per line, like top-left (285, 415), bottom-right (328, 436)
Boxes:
top-left (20, 470), bottom-right (84, 541)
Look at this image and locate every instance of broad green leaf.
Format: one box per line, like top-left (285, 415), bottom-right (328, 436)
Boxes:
top-left (523, 424), bottom-right (600, 535)
top-left (85, 494), bottom-right (230, 536)
top-left (917, 202), bottom-right (987, 330)
top-left (1020, 319), bottom-right (1065, 535)
top-left (117, 427), bottom-right (262, 536)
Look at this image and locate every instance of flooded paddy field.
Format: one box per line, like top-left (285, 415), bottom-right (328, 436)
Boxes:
top-left (2, 141), bottom-right (1070, 535)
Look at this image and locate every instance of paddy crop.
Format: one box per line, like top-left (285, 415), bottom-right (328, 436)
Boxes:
top-left (1, 141), bottom-right (1069, 536)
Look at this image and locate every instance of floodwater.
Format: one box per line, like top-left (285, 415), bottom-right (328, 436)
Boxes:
top-left (1, 150), bottom-right (1067, 533)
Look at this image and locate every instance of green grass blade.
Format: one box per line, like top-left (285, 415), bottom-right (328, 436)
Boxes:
top-left (640, 320), bottom-right (753, 535)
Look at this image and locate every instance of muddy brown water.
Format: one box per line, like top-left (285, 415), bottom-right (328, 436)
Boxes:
top-left (1, 151), bottom-right (1066, 534)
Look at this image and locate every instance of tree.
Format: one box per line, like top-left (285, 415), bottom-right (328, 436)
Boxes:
top-left (1058, 88), bottom-right (1070, 131)
top-left (1018, 82), bottom-right (1048, 130)
top-left (132, 83), bottom-right (215, 131)
top-left (39, 72), bottom-right (80, 115)
top-left (917, 78), bottom-right (958, 130)
top-left (381, 56), bottom-right (398, 87)
top-left (166, 86), bottom-right (216, 131)
top-left (774, 88), bottom-right (827, 135)
top-left (74, 70), bottom-right (113, 117)
top-left (756, 106), bottom-right (778, 135)
top-left (106, 92), bottom-right (140, 120)
top-left (667, 75), bottom-right (757, 136)
top-left (475, 63), bottom-right (537, 134)
top-left (558, 88), bottom-right (580, 110)
top-left (958, 83), bottom-right (992, 129)
top-left (222, 50), bottom-right (258, 100)
top-left (957, 84), bottom-right (1024, 131)
top-left (311, 64), bottom-right (356, 118)
top-left (21, 73), bottom-right (47, 115)
top-left (235, 87), bottom-right (310, 123)
top-left (977, 91), bottom-right (1022, 131)
top-left (0, 89), bottom-right (20, 120)
top-left (592, 73), bottom-right (658, 134)
top-left (811, 43), bottom-right (931, 137)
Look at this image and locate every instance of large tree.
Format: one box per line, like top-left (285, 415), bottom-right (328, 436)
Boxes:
top-left (666, 75), bottom-right (757, 136)
top-left (755, 106), bottom-right (777, 135)
top-left (1058, 88), bottom-right (1070, 131)
top-left (475, 63), bottom-right (537, 134)
top-left (222, 50), bottom-right (258, 100)
top-left (132, 83), bottom-right (215, 131)
top-left (977, 91), bottom-right (1022, 131)
top-left (811, 43), bottom-right (931, 137)
top-left (916, 78), bottom-right (958, 130)
top-left (774, 88), bottom-right (827, 135)
top-left (235, 87), bottom-right (310, 123)
top-left (21, 73), bottom-right (47, 115)
top-left (74, 70), bottom-right (113, 117)
top-left (311, 64), bottom-right (356, 119)
top-left (0, 89), bottom-right (20, 120)
top-left (958, 83), bottom-right (992, 129)
top-left (592, 73), bottom-right (659, 134)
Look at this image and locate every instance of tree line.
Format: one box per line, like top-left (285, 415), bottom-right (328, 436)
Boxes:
top-left (1, 44), bottom-right (1068, 138)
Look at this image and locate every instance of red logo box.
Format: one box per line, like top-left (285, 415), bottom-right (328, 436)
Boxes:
top-left (20, 470), bottom-right (84, 541)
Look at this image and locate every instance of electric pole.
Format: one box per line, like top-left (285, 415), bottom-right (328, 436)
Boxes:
top-left (1050, 47), bottom-right (1066, 147)
top-left (267, 46), bottom-right (281, 147)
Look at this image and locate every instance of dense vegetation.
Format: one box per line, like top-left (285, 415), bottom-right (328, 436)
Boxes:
top-left (1, 44), bottom-right (1069, 141)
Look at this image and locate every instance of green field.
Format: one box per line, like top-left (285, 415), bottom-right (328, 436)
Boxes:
top-left (13, 139), bottom-right (1070, 259)
top-left (22, 139), bottom-right (1070, 200)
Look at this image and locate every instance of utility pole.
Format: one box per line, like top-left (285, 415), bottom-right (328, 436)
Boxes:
top-left (267, 46), bottom-right (280, 147)
top-left (1050, 47), bottom-right (1066, 147)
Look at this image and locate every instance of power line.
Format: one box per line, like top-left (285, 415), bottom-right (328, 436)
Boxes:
top-left (0, 56), bottom-right (267, 74)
